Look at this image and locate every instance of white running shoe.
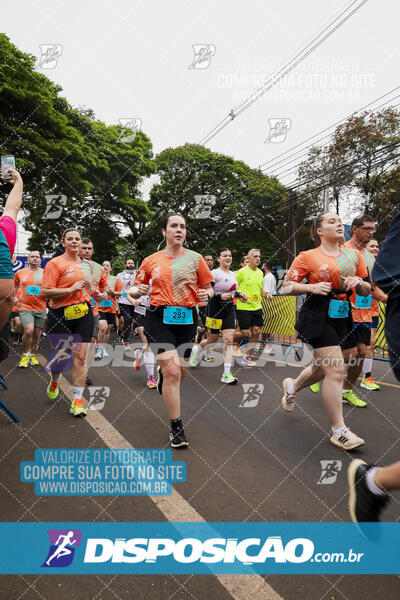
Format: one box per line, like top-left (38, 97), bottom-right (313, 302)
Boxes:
top-left (281, 378), bottom-right (296, 412)
top-left (330, 428), bottom-right (365, 451)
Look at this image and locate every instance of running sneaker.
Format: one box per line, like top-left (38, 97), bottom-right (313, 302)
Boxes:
top-left (123, 341), bottom-right (131, 350)
top-left (94, 348), bottom-right (103, 361)
top-left (342, 390), bottom-right (367, 408)
top-left (233, 344), bottom-right (244, 358)
top-left (29, 354), bottom-right (39, 366)
top-left (47, 380), bottom-right (59, 400)
top-left (102, 348), bottom-right (109, 358)
top-left (170, 427), bottom-right (189, 448)
top-left (147, 375), bottom-right (157, 389)
top-left (310, 382), bottom-right (320, 393)
top-left (221, 371), bottom-right (238, 384)
top-left (189, 346), bottom-right (199, 368)
top-left (203, 353), bottom-right (214, 362)
top-left (134, 349), bottom-right (142, 370)
top-left (360, 377), bottom-right (380, 391)
top-left (330, 427), bottom-right (365, 450)
top-left (241, 355), bottom-right (256, 367)
top-left (18, 354), bottom-right (29, 368)
top-left (348, 459), bottom-right (389, 522)
top-left (157, 365), bottom-right (163, 395)
top-left (281, 377), bottom-right (296, 412)
top-left (70, 398), bottom-right (87, 417)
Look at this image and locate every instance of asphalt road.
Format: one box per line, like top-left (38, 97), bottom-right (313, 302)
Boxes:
top-left (0, 333), bottom-right (399, 600)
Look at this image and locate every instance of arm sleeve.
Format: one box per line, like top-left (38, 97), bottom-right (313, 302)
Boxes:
top-left (285, 252), bottom-right (309, 282)
top-left (41, 259), bottom-right (60, 288)
top-left (99, 268), bottom-right (108, 290)
top-left (355, 253), bottom-right (368, 280)
top-left (197, 256), bottom-right (214, 286)
top-left (133, 259), bottom-right (151, 285)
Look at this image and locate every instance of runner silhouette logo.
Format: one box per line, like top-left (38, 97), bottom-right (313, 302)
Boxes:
top-left (42, 529), bottom-right (82, 567)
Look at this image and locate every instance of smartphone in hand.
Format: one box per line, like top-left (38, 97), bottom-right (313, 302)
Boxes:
top-left (1, 155), bottom-right (15, 180)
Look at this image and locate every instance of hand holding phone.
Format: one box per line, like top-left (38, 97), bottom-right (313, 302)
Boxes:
top-left (1, 156), bottom-right (15, 180)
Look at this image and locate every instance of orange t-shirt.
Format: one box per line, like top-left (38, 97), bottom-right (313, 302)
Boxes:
top-left (286, 246), bottom-right (368, 294)
top-left (14, 267), bottom-right (46, 312)
top-left (97, 275), bottom-right (123, 314)
top-left (135, 249), bottom-right (213, 307)
top-left (344, 240), bottom-right (374, 323)
top-left (42, 255), bottom-right (93, 309)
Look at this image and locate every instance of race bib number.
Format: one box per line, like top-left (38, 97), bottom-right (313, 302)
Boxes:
top-left (26, 286), bottom-right (40, 296)
top-left (100, 299), bottom-right (113, 308)
top-left (249, 294), bottom-right (260, 303)
top-left (163, 306), bottom-right (193, 325)
top-left (355, 294), bottom-right (372, 309)
top-left (205, 316), bottom-right (223, 330)
top-left (122, 291), bottom-right (127, 298)
top-left (64, 303), bottom-right (89, 321)
top-left (328, 299), bottom-right (349, 319)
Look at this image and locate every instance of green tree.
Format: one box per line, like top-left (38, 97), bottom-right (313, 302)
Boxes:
top-left (139, 144), bottom-right (287, 265)
top-left (0, 34), bottom-right (155, 260)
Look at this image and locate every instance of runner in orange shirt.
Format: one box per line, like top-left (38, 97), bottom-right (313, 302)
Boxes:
top-left (41, 228), bottom-right (105, 417)
top-left (342, 215), bottom-right (386, 404)
top-left (281, 211), bottom-right (370, 451)
top-left (78, 238), bottom-right (108, 383)
top-left (14, 251), bottom-right (46, 368)
top-left (96, 260), bottom-right (123, 360)
top-left (128, 213), bottom-right (214, 448)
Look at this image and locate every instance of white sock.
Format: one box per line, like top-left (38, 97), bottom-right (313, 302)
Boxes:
top-left (362, 358), bottom-right (373, 376)
top-left (26, 351), bottom-right (31, 356)
top-left (342, 389), bottom-right (349, 394)
top-left (224, 363), bottom-right (231, 375)
top-left (287, 380), bottom-right (295, 394)
top-left (73, 386), bottom-right (84, 400)
top-left (143, 351), bottom-right (154, 377)
top-left (366, 466), bottom-right (388, 496)
top-left (192, 344), bottom-right (199, 356)
top-left (332, 425), bottom-right (346, 435)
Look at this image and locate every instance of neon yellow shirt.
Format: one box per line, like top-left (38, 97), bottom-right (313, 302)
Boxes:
top-left (236, 265), bottom-right (263, 311)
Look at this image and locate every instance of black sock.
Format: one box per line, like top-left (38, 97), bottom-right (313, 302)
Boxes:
top-left (170, 417), bottom-right (183, 432)
top-left (365, 372), bottom-right (371, 378)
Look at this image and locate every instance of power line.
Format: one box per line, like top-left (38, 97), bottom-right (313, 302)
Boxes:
top-left (198, 0), bottom-right (368, 146)
top-left (260, 89), bottom-right (400, 175)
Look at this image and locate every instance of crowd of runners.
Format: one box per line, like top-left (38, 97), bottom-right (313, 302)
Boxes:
top-left (1, 167), bottom-right (400, 524)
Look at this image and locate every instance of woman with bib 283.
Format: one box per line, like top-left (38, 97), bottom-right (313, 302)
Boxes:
top-left (128, 214), bottom-right (214, 448)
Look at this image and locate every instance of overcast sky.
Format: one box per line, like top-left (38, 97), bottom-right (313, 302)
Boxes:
top-left (3, 0), bottom-right (399, 251)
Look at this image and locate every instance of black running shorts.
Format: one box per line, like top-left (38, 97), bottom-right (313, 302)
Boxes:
top-left (47, 304), bottom-right (94, 343)
top-left (236, 308), bottom-right (264, 331)
top-left (144, 306), bottom-right (198, 358)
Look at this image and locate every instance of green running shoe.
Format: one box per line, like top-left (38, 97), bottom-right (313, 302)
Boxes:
top-left (342, 390), bottom-right (367, 408)
top-left (70, 398), bottom-right (87, 417)
top-left (310, 382), bottom-right (320, 393)
top-left (47, 380), bottom-right (59, 400)
top-left (221, 371), bottom-right (238, 385)
top-left (189, 346), bottom-right (199, 368)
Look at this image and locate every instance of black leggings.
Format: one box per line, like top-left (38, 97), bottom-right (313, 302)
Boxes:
top-left (119, 304), bottom-right (136, 342)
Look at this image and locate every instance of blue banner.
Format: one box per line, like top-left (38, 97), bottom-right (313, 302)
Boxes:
top-left (0, 522), bottom-right (399, 574)
top-left (13, 255), bottom-right (50, 272)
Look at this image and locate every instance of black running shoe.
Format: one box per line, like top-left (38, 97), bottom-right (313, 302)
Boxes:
top-left (170, 427), bottom-right (189, 448)
top-left (348, 459), bottom-right (389, 523)
top-left (157, 365), bottom-right (163, 395)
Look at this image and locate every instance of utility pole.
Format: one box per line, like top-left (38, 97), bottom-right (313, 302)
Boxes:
top-left (287, 191), bottom-right (297, 266)
top-left (324, 174), bottom-right (330, 212)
